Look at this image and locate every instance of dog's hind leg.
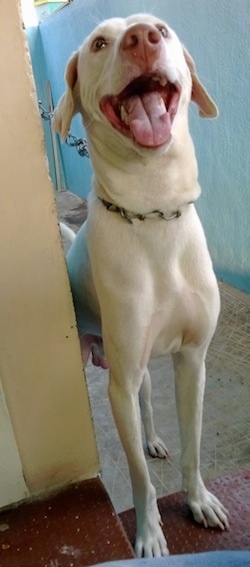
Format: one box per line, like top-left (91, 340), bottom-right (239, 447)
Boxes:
top-left (139, 367), bottom-right (169, 458)
top-left (172, 347), bottom-right (229, 531)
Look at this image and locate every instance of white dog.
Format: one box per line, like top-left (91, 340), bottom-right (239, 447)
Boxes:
top-left (53, 14), bottom-right (229, 557)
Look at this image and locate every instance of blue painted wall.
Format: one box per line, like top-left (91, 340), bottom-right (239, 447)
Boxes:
top-left (27, 26), bottom-right (56, 189)
top-left (28, 0), bottom-right (250, 293)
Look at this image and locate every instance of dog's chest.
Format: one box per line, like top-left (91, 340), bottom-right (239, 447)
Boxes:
top-left (88, 206), bottom-right (219, 357)
top-left (149, 283), bottom-right (211, 357)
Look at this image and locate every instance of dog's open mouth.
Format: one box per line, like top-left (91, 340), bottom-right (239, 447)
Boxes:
top-left (100, 73), bottom-right (181, 148)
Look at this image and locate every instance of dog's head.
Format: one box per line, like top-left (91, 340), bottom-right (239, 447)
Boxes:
top-left (53, 14), bottom-right (218, 152)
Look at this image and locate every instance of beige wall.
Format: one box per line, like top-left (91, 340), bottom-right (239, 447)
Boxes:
top-left (0, 0), bottom-right (99, 504)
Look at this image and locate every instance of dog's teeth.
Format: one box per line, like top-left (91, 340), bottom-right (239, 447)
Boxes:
top-left (152, 75), bottom-right (161, 83)
top-left (152, 75), bottom-right (168, 87)
top-left (155, 94), bottom-right (166, 113)
top-left (120, 105), bottom-right (129, 125)
top-left (159, 97), bottom-right (166, 112)
top-left (159, 77), bottom-right (168, 87)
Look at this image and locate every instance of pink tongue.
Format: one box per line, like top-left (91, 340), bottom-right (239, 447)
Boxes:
top-left (124, 92), bottom-right (171, 147)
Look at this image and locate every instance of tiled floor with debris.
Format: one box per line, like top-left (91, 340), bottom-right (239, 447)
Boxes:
top-left (57, 190), bottom-right (250, 514)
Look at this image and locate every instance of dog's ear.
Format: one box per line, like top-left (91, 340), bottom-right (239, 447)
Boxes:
top-left (183, 47), bottom-right (218, 118)
top-left (52, 51), bottom-right (79, 140)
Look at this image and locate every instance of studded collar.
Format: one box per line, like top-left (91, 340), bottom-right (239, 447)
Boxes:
top-left (99, 197), bottom-right (192, 224)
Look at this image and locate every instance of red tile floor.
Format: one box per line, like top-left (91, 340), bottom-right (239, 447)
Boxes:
top-left (0, 470), bottom-right (249, 566)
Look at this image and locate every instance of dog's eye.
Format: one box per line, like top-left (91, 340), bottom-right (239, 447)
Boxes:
top-left (92, 37), bottom-right (107, 52)
top-left (156, 24), bottom-right (169, 38)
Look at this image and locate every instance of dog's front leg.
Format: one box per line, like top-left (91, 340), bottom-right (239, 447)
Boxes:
top-left (172, 348), bottom-right (229, 530)
top-left (139, 368), bottom-right (169, 459)
top-left (108, 370), bottom-right (169, 557)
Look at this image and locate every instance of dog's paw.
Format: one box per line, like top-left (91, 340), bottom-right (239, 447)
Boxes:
top-left (146, 436), bottom-right (169, 459)
top-left (134, 485), bottom-right (169, 557)
top-left (188, 486), bottom-right (229, 531)
top-left (135, 518), bottom-right (169, 557)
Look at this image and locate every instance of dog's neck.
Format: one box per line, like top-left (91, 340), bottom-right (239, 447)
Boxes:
top-left (86, 121), bottom-right (201, 214)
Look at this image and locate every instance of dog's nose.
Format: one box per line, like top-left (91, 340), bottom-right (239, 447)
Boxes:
top-left (121, 24), bottom-right (161, 66)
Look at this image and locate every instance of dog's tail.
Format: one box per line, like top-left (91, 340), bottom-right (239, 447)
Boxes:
top-left (59, 222), bottom-right (76, 248)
